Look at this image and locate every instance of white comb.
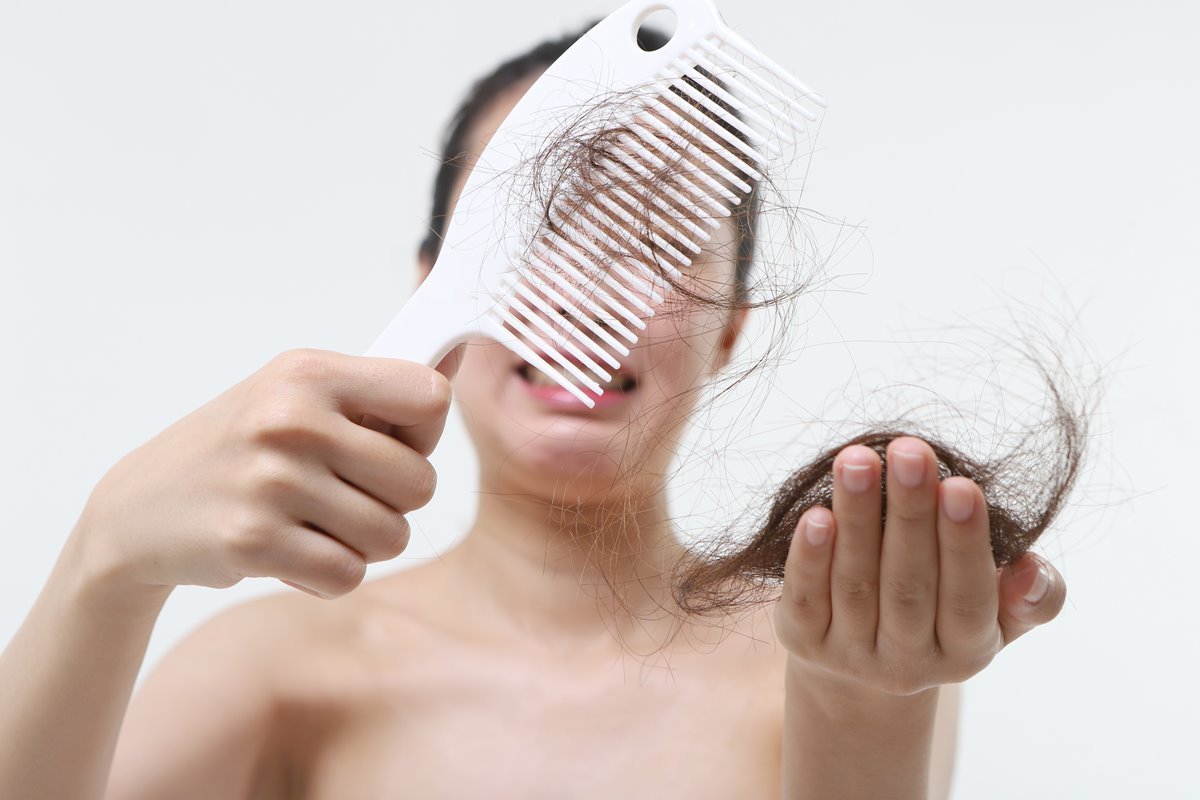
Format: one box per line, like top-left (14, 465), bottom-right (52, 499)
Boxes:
top-left (363, 0), bottom-right (826, 407)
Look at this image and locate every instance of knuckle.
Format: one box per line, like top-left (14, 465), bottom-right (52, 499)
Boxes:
top-left (245, 397), bottom-right (324, 450)
top-left (785, 582), bottom-right (826, 618)
top-left (426, 371), bottom-right (453, 416)
top-left (271, 348), bottom-right (332, 386)
top-left (245, 450), bottom-right (304, 500)
top-left (251, 403), bottom-right (327, 451)
top-left (941, 544), bottom-right (974, 564)
top-left (221, 508), bottom-right (275, 570)
top-left (834, 575), bottom-right (879, 609)
top-left (380, 514), bottom-right (411, 559)
top-left (888, 505), bottom-right (935, 527)
top-left (883, 575), bottom-right (933, 611)
top-left (410, 461), bottom-right (438, 507)
top-left (365, 511), bottom-right (410, 561)
top-left (941, 532), bottom-right (986, 559)
top-left (323, 553), bottom-right (367, 596)
top-left (945, 589), bottom-right (992, 620)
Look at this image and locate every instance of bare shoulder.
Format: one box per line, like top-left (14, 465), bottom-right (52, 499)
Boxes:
top-left (107, 566), bottom-right (441, 800)
top-left (106, 589), bottom-right (318, 800)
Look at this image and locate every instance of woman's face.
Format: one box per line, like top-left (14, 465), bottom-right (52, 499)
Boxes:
top-left (418, 76), bottom-right (746, 504)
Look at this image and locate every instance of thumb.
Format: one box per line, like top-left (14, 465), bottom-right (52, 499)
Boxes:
top-left (434, 343), bottom-right (466, 382)
top-left (997, 552), bottom-right (1066, 647)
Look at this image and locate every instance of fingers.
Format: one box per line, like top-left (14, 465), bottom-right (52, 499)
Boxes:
top-left (252, 455), bottom-right (415, 565)
top-left (325, 416), bottom-right (438, 515)
top-left (997, 553), bottom-right (1066, 646)
top-left (344, 357), bottom-right (452, 458)
top-left (357, 412), bottom-right (394, 436)
top-left (267, 523), bottom-right (368, 599)
top-left (274, 349), bottom-right (452, 458)
top-left (878, 438), bottom-right (940, 649)
top-left (779, 436), bottom-right (1051, 690)
top-left (290, 469), bottom-right (415, 564)
top-left (829, 445), bottom-right (883, 647)
top-left (228, 509), bottom-right (369, 599)
top-left (935, 476), bottom-right (1001, 654)
top-left (434, 343), bottom-right (467, 382)
top-left (777, 508), bottom-right (836, 652)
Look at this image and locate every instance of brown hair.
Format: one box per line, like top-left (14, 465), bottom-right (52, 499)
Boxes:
top-left (419, 21), bottom-right (760, 306)
top-left (420, 23), bottom-right (1095, 620)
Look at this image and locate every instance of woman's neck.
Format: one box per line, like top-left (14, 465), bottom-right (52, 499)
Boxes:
top-left (443, 476), bottom-right (691, 655)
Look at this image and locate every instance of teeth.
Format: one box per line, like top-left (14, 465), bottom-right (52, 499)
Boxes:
top-left (520, 364), bottom-right (635, 393)
top-left (524, 367), bottom-right (561, 389)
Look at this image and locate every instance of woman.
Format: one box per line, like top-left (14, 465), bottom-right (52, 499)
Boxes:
top-left (0, 22), bottom-right (1066, 800)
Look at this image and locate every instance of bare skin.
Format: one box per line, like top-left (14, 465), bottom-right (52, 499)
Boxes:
top-left (111, 566), bottom-right (795, 799)
top-left (0, 67), bottom-right (1058, 800)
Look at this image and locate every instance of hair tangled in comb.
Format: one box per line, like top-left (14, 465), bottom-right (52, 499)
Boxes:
top-left (420, 21), bottom-right (1101, 632)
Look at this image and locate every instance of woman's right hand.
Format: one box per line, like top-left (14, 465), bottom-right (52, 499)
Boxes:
top-left (69, 347), bottom-right (456, 599)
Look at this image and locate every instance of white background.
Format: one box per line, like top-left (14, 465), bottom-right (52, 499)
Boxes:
top-left (2, 1), bottom-right (1197, 797)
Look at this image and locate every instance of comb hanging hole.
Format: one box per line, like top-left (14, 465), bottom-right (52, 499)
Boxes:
top-left (635, 7), bottom-right (677, 51)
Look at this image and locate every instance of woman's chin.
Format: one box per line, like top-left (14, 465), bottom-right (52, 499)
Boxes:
top-left (457, 370), bottom-right (673, 499)
top-left (507, 422), bottom-right (628, 468)
top-left (487, 426), bottom-right (652, 499)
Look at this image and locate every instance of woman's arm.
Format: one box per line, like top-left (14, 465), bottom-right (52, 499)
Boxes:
top-left (0, 524), bottom-right (282, 800)
top-left (928, 683), bottom-right (960, 800)
top-left (0, 527), bottom-right (172, 799)
top-left (781, 659), bottom-right (940, 799)
top-left (104, 594), bottom-right (285, 800)
top-left (0, 349), bottom-right (453, 798)
top-left (779, 675), bottom-right (960, 799)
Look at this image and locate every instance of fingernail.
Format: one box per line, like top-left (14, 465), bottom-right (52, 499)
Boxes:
top-left (282, 579), bottom-right (325, 599)
top-left (1023, 560), bottom-right (1050, 604)
top-left (804, 515), bottom-right (830, 546)
top-left (841, 463), bottom-right (873, 493)
top-left (941, 481), bottom-right (975, 523)
top-left (891, 448), bottom-right (925, 488)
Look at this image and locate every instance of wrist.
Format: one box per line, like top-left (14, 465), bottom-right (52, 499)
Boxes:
top-left (59, 520), bottom-right (174, 617)
top-left (782, 655), bottom-right (942, 800)
top-left (785, 653), bottom-right (940, 721)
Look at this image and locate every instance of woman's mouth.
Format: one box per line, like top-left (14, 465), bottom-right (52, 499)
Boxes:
top-left (515, 362), bottom-right (637, 407)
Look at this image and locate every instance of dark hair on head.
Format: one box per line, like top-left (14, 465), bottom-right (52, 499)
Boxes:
top-left (419, 21), bottom-right (619, 264)
top-left (418, 21), bottom-right (760, 304)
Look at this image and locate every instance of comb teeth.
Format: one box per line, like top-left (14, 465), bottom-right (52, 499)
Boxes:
top-left (364, 6), bottom-right (827, 408)
top-left (484, 30), bottom-right (825, 409)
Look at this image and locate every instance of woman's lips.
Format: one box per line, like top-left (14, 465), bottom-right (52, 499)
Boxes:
top-left (514, 363), bottom-right (637, 408)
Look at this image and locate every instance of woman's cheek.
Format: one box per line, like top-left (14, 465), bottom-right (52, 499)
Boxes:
top-left (658, 308), bottom-right (726, 377)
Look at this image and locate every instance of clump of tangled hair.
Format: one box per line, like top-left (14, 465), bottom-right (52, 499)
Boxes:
top-left (669, 353), bottom-right (1094, 615)
top-left (420, 21), bottom-right (1098, 623)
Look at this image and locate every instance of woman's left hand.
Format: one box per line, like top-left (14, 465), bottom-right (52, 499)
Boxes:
top-left (773, 436), bottom-right (1067, 697)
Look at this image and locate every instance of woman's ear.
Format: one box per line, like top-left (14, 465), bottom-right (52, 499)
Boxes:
top-left (713, 306), bottom-right (749, 373)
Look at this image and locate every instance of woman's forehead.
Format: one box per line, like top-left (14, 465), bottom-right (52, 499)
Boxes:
top-left (444, 76), bottom-right (541, 214)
